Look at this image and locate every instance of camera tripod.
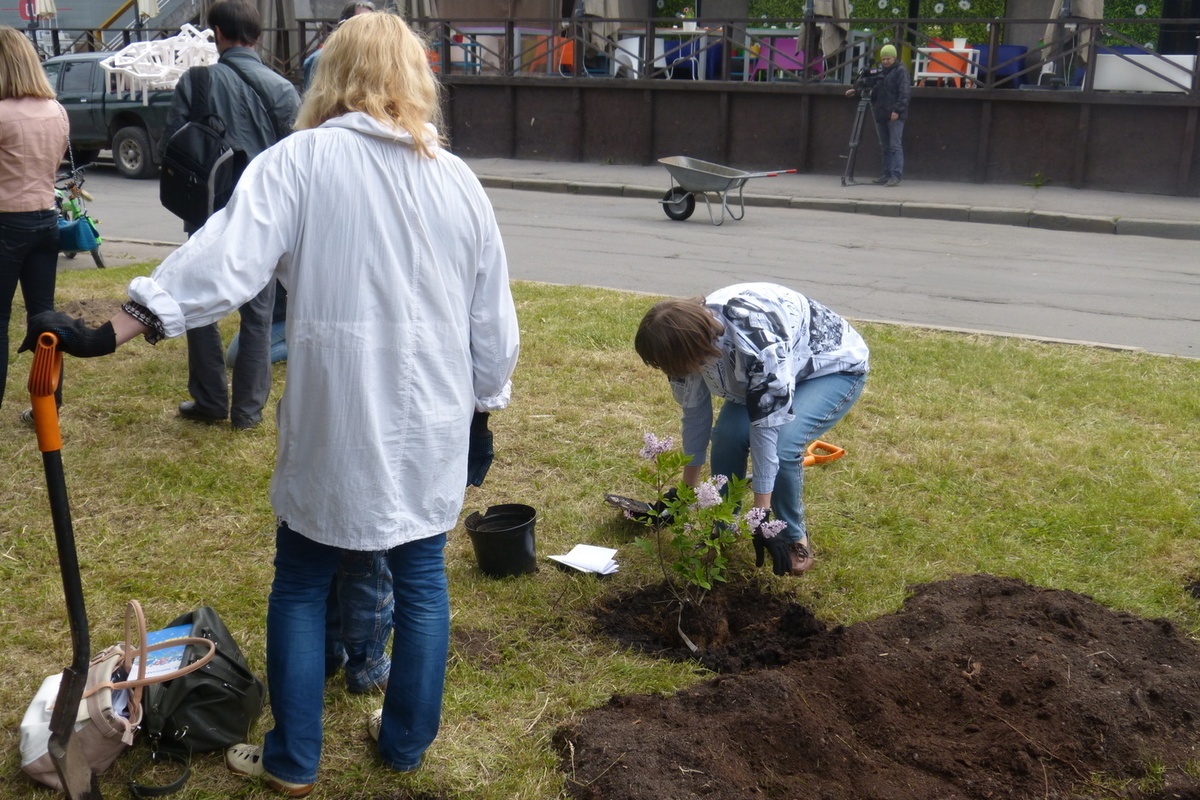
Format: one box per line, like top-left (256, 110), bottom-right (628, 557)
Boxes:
top-left (840, 90), bottom-right (880, 187)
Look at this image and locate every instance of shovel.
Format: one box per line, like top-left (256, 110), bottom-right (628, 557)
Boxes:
top-left (29, 332), bottom-right (102, 800)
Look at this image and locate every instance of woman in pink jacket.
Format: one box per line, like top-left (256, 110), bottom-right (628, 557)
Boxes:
top-left (0, 26), bottom-right (68, 421)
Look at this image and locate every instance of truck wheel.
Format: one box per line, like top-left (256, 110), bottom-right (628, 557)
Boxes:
top-left (113, 127), bottom-right (156, 179)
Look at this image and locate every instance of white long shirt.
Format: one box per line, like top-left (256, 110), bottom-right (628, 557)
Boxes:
top-left (129, 112), bottom-right (520, 549)
top-left (671, 283), bottom-right (868, 493)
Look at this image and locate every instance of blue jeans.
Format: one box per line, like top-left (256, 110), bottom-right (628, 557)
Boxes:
top-left (324, 550), bottom-right (393, 693)
top-left (874, 116), bottom-right (905, 179)
top-left (226, 320), bottom-right (288, 367)
top-left (710, 372), bottom-right (866, 545)
top-left (263, 524), bottom-right (449, 783)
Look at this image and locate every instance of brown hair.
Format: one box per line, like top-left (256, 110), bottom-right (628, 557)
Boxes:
top-left (295, 12), bottom-right (443, 159)
top-left (0, 27), bottom-right (57, 100)
top-left (634, 297), bottom-right (724, 378)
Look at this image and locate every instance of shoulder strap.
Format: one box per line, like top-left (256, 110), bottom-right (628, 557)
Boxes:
top-left (188, 65), bottom-right (212, 120)
top-left (221, 57), bottom-right (289, 142)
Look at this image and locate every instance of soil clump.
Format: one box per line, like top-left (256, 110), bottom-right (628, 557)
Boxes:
top-left (560, 574), bottom-right (1200, 800)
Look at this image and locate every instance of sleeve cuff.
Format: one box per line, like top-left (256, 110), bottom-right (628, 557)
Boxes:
top-left (475, 380), bottom-right (512, 412)
top-left (120, 300), bottom-right (166, 345)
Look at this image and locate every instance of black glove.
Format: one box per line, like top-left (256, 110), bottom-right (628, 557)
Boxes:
top-left (466, 411), bottom-right (494, 487)
top-left (751, 511), bottom-right (791, 576)
top-left (648, 487), bottom-right (678, 525)
top-left (19, 311), bottom-right (116, 358)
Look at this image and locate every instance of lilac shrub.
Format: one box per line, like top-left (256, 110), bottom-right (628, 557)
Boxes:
top-left (629, 433), bottom-right (785, 601)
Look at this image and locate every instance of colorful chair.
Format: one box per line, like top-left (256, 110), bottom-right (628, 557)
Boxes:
top-left (749, 37), bottom-right (822, 81)
top-left (914, 39), bottom-right (977, 87)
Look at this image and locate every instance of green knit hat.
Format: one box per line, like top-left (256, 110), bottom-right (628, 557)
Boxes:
top-left (880, 44), bottom-right (897, 59)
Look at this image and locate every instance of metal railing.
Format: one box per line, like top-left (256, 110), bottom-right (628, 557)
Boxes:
top-left (30, 14), bottom-right (1200, 96)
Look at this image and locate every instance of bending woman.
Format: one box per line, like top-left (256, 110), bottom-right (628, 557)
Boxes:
top-left (635, 283), bottom-right (868, 577)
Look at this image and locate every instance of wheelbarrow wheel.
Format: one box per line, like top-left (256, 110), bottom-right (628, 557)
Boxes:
top-left (662, 188), bottom-right (695, 221)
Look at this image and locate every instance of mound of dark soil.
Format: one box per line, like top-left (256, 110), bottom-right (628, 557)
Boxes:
top-left (559, 574), bottom-right (1200, 800)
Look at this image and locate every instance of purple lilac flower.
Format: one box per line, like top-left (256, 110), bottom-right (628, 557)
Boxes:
top-left (744, 507), bottom-right (768, 528)
top-left (757, 519), bottom-right (787, 538)
top-left (693, 481), bottom-right (722, 509)
top-left (639, 432), bottom-right (675, 460)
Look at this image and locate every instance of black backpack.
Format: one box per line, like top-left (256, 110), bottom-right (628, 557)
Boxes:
top-left (159, 66), bottom-right (249, 228)
top-left (141, 606), bottom-right (266, 755)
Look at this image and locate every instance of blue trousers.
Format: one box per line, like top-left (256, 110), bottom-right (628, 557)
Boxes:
top-left (710, 372), bottom-right (866, 544)
top-left (873, 116), bottom-right (905, 179)
top-left (263, 524), bottom-right (449, 783)
top-left (324, 550), bottom-right (393, 693)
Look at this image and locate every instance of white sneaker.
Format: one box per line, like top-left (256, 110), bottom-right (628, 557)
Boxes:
top-left (225, 743), bottom-right (315, 797)
top-left (368, 708), bottom-right (383, 741)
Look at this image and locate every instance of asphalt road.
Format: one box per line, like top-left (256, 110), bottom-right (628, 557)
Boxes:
top-left (76, 165), bottom-right (1199, 358)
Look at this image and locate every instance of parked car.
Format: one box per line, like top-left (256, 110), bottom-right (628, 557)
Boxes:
top-left (42, 52), bottom-right (174, 179)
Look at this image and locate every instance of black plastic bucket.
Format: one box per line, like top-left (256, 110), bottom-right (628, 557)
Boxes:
top-left (464, 503), bottom-right (537, 578)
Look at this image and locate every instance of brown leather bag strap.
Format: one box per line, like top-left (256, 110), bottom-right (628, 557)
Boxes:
top-left (81, 601), bottom-right (218, 699)
top-left (105, 636), bottom-right (217, 691)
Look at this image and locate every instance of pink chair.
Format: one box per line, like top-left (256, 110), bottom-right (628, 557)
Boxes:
top-left (751, 37), bottom-right (822, 81)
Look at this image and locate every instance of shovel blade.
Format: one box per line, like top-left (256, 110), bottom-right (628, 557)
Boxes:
top-left (47, 665), bottom-right (102, 800)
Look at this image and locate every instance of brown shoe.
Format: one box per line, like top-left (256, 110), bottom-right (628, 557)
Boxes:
top-left (788, 537), bottom-right (814, 575)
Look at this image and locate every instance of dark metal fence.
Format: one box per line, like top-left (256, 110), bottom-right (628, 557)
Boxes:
top-left (29, 14), bottom-right (1200, 97)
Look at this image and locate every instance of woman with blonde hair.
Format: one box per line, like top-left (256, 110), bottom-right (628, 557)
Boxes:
top-left (24, 12), bottom-right (519, 796)
top-left (0, 26), bottom-right (68, 421)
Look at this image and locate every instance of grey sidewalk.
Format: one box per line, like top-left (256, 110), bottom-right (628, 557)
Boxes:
top-left (465, 157), bottom-right (1200, 240)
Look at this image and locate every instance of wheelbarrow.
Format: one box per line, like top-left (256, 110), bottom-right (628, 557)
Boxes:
top-left (658, 156), bottom-right (797, 226)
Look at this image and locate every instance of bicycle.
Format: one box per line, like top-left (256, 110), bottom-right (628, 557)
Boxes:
top-left (56, 166), bottom-right (105, 269)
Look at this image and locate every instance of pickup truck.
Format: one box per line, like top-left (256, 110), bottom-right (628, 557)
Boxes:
top-left (42, 52), bottom-right (174, 179)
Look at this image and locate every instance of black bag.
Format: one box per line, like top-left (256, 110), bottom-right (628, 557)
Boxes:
top-left (141, 607), bottom-right (266, 755)
top-left (159, 66), bottom-right (248, 227)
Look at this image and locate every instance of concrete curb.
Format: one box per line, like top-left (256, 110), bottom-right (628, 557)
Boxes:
top-left (476, 175), bottom-right (1200, 240)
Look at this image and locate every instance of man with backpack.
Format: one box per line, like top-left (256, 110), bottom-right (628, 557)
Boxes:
top-left (159, 0), bottom-right (300, 431)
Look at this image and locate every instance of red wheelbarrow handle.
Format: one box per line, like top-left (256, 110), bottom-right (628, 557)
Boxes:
top-left (803, 440), bottom-right (845, 467)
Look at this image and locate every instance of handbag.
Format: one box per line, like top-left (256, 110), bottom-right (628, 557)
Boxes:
top-left (19, 600), bottom-right (216, 791)
top-left (141, 606), bottom-right (267, 755)
top-left (56, 141), bottom-right (100, 254)
top-left (57, 214), bottom-right (99, 253)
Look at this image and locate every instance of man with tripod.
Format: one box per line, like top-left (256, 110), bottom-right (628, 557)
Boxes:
top-left (845, 44), bottom-right (910, 186)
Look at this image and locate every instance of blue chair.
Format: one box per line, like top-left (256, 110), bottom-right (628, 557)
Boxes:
top-left (972, 44), bottom-right (1029, 88)
top-left (666, 38), bottom-right (700, 80)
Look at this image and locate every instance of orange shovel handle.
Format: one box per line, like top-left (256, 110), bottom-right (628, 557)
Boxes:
top-left (26, 332), bottom-right (62, 453)
top-left (802, 440), bottom-right (845, 467)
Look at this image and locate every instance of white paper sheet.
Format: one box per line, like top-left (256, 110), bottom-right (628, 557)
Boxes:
top-left (547, 544), bottom-right (619, 574)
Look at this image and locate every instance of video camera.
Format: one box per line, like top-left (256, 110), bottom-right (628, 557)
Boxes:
top-left (853, 66), bottom-right (884, 94)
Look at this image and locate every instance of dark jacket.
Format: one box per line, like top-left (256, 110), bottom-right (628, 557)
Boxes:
top-left (872, 61), bottom-right (911, 122)
top-left (160, 47), bottom-right (300, 231)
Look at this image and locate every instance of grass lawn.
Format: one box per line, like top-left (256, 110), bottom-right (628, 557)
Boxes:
top-left (2, 266), bottom-right (1198, 799)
